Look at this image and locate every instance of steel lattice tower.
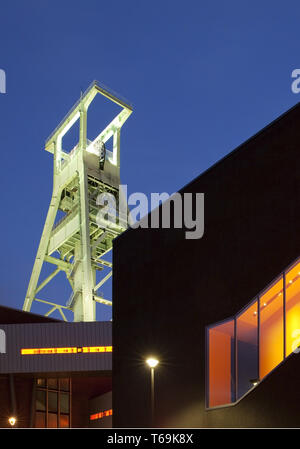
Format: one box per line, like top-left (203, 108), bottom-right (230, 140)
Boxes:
top-left (23, 81), bottom-right (132, 321)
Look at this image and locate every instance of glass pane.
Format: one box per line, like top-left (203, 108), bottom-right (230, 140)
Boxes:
top-left (36, 378), bottom-right (46, 388)
top-left (35, 412), bottom-right (46, 428)
top-left (60, 378), bottom-right (70, 392)
top-left (48, 378), bottom-right (58, 390)
top-left (286, 261), bottom-right (300, 356)
top-left (60, 393), bottom-right (69, 414)
top-left (236, 300), bottom-right (258, 399)
top-left (48, 413), bottom-right (58, 428)
top-left (48, 392), bottom-right (58, 412)
top-left (36, 390), bottom-right (46, 411)
top-left (59, 414), bottom-right (69, 428)
top-left (260, 276), bottom-right (284, 379)
top-left (208, 319), bottom-right (235, 407)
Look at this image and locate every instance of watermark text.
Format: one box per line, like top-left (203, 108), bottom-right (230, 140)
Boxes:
top-left (0, 69), bottom-right (6, 94)
top-left (96, 186), bottom-right (204, 240)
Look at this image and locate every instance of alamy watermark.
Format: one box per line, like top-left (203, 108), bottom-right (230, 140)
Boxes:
top-left (291, 69), bottom-right (300, 93)
top-left (96, 186), bottom-right (204, 240)
top-left (0, 69), bottom-right (6, 94)
top-left (0, 329), bottom-right (5, 353)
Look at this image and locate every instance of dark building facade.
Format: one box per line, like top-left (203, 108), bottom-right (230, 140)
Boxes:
top-left (0, 306), bottom-right (112, 428)
top-left (113, 102), bottom-right (300, 427)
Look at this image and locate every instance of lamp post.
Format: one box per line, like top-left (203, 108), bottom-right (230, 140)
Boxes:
top-left (146, 357), bottom-right (159, 427)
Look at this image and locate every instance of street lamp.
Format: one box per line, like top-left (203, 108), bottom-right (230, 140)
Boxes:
top-left (8, 417), bottom-right (16, 427)
top-left (146, 357), bottom-right (159, 427)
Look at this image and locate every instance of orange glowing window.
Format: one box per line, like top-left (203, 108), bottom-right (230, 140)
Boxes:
top-left (236, 300), bottom-right (258, 399)
top-left (286, 261), bottom-right (300, 357)
top-left (90, 409), bottom-right (112, 421)
top-left (206, 256), bottom-right (300, 409)
top-left (21, 346), bottom-right (112, 355)
top-left (82, 346), bottom-right (112, 353)
top-left (208, 319), bottom-right (234, 408)
top-left (259, 276), bottom-right (284, 379)
top-left (21, 347), bottom-right (78, 355)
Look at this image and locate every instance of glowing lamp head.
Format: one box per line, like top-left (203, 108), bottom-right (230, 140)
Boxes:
top-left (146, 357), bottom-right (159, 368)
top-left (8, 417), bottom-right (16, 426)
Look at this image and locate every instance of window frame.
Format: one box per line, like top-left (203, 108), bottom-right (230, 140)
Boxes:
top-left (205, 254), bottom-right (300, 410)
top-left (205, 316), bottom-right (236, 409)
top-left (34, 378), bottom-right (72, 428)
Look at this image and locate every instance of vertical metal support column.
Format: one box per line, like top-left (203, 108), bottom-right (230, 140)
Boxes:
top-left (150, 367), bottom-right (155, 427)
top-left (79, 106), bottom-right (87, 150)
top-left (113, 128), bottom-right (121, 167)
top-left (77, 160), bottom-right (95, 322)
top-left (23, 186), bottom-right (61, 312)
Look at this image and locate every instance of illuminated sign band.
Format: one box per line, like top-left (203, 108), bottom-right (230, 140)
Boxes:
top-left (90, 409), bottom-right (113, 421)
top-left (21, 346), bottom-right (112, 355)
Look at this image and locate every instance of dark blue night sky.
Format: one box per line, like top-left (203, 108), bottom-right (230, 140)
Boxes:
top-left (0, 0), bottom-right (299, 320)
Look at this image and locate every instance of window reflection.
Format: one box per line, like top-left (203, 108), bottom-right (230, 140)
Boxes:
top-left (48, 392), bottom-right (58, 413)
top-left (36, 390), bottom-right (46, 412)
top-left (60, 393), bottom-right (69, 414)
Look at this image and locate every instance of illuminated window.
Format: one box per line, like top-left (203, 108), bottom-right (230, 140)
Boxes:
top-left (35, 378), bottom-right (71, 428)
top-left (21, 346), bottom-right (112, 355)
top-left (236, 300), bottom-right (258, 399)
top-left (90, 409), bottom-right (113, 421)
top-left (207, 319), bottom-right (235, 408)
top-left (259, 276), bottom-right (284, 379)
top-left (59, 414), bottom-right (70, 428)
top-left (48, 413), bottom-right (58, 428)
top-left (206, 256), bottom-right (300, 408)
top-left (48, 378), bottom-right (58, 390)
top-left (35, 412), bottom-right (46, 427)
top-left (36, 378), bottom-right (46, 388)
top-left (286, 261), bottom-right (300, 356)
top-left (22, 347), bottom-right (78, 355)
